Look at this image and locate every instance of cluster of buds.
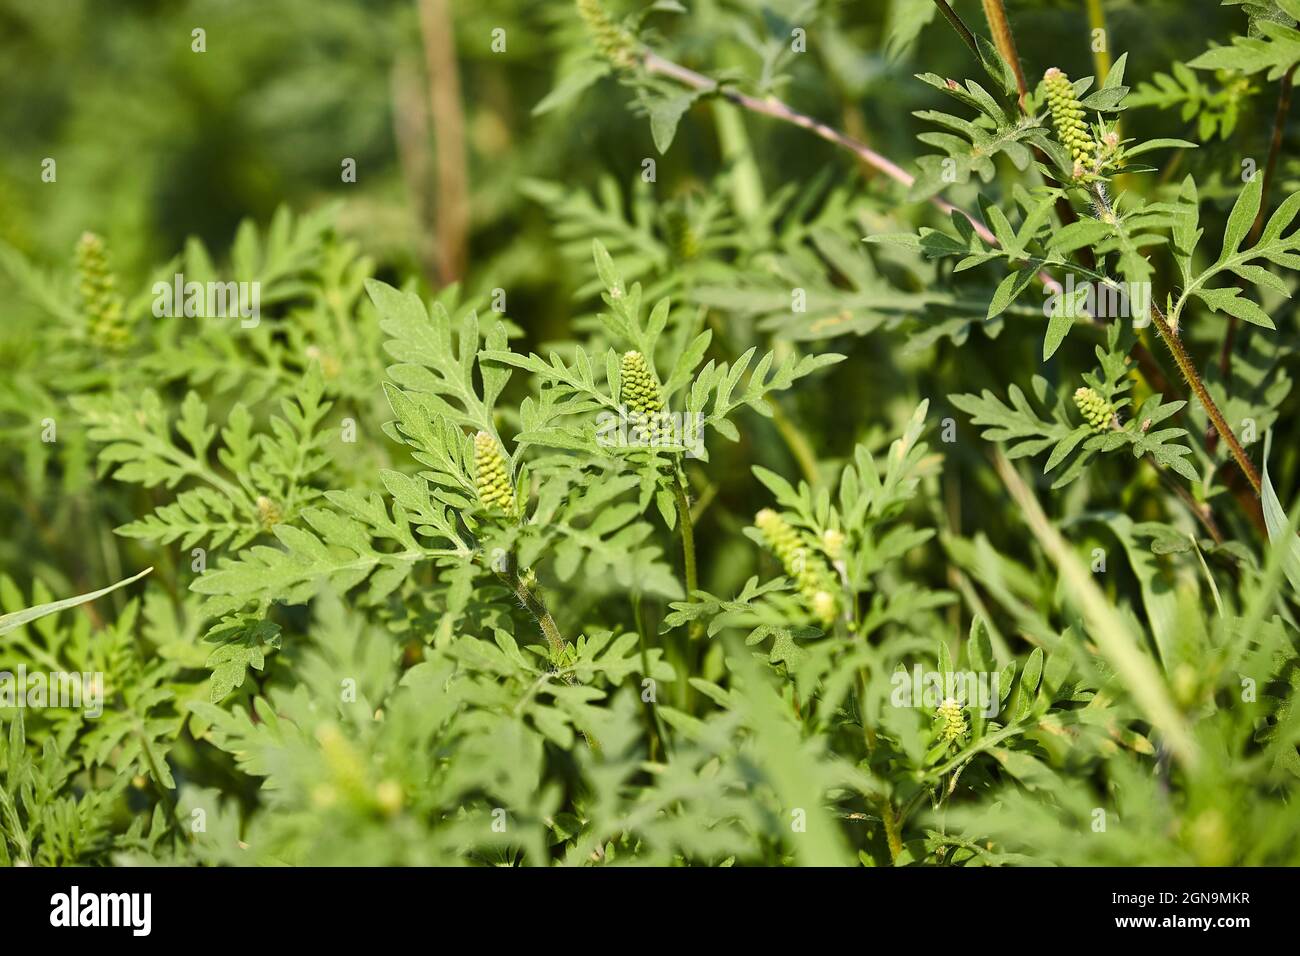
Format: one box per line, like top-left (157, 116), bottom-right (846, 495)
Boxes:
top-left (474, 431), bottom-right (516, 517)
top-left (75, 232), bottom-right (129, 352)
top-left (1043, 68), bottom-right (1100, 181)
top-left (576, 0), bottom-right (637, 70)
top-left (620, 350), bottom-right (670, 446)
top-left (755, 509), bottom-right (838, 627)
top-left (1073, 386), bottom-right (1115, 433)
top-left (937, 698), bottom-right (968, 743)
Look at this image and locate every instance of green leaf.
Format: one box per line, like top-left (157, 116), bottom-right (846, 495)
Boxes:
top-left (1261, 433), bottom-right (1300, 601)
top-left (0, 568), bottom-right (152, 636)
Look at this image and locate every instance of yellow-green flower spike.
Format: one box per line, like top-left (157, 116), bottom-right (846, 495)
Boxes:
top-left (620, 350), bottom-right (666, 445)
top-left (1043, 68), bottom-right (1097, 176)
top-left (474, 431), bottom-right (516, 516)
top-left (76, 232), bottom-right (129, 352)
top-left (937, 698), bottom-right (967, 742)
top-left (576, 0), bottom-right (636, 70)
top-left (620, 350), bottom-right (663, 416)
top-left (1073, 386), bottom-right (1114, 433)
top-left (755, 508), bottom-right (839, 627)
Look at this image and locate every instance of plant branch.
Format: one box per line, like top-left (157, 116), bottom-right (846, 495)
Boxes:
top-left (980, 0), bottom-right (1028, 106)
top-left (497, 567), bottom-right (566, 658)
top-left (636, 24), bottom-right (1259, 511)
top-left (499, 565), bottom-right (604, 751)
top-left (639, 49), bottom-right (1046, 282)
top-left (1148, 298), bottom-right (1262, 496)
top-left (929, 2), bottom-right (1181, 416)
top-left (876, 794), bottom-right (904, 864)
top-left (1087, 185), bottom-right (1262, 497)
top-left (932, 0), bottom-right (981, 61)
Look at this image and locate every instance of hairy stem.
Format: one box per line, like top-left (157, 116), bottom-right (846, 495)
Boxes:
top-left (980, 0), bottom-right (1028, 105)
top-left (877, 795), bottom-right (904, 864)
top-left (497, 568), bottom-right (565, 657)
top-left (1149, 299), bottom-right (1261, 495)
top-left (499, 566), bottom-right (603, 751)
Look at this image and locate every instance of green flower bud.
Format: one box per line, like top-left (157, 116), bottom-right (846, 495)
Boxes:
top-left (576, 0), bottom-right (636, 70)
top-left (937, 698), bottom-right (967, 743)
top-left (1073, 386), bottom-right (1114, 433)
top-left (620, 350), bottom-right (667, 446)
top-left (1043, 68), bottom-right (1097, 175)
top-left (755, 508), bottom-right (839, 627)
top-left (76, 232), bottom-right (129, 352)
top-left (474, 431), bottom-right (516, 516)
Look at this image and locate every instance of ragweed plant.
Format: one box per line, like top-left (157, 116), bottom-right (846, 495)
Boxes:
top-left (0, 0), bottom-right (1298, 871)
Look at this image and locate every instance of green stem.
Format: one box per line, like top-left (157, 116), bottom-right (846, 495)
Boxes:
top-left (632, 593), bottom-right (664, 761)
top-left (713, 102), bottom-right (765, 227)
top-left (498, 566), bottom-right (604, 752)
top-left (672, 477), bottom-right (702, 638)
top-left (765, 396), bottom-right (820, 487)
top-left (931, 0), bottom-right (981, 61)
top-left (1084, 0), bottom-right (1113, 83)
top-left (672, 478), bottom-right (698, 598)
top-left (497, 568), bottom-right (565, 657)
top-left (877, 795), bottom-right (904, 864)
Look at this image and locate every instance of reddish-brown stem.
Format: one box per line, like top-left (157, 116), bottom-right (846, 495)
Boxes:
top-left (639, 50), bottom-right (1062, 294)
top-left (1150, 301), bottom-right (1261, 496)
top-left (981, 0), bottom-right (1028, 107)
